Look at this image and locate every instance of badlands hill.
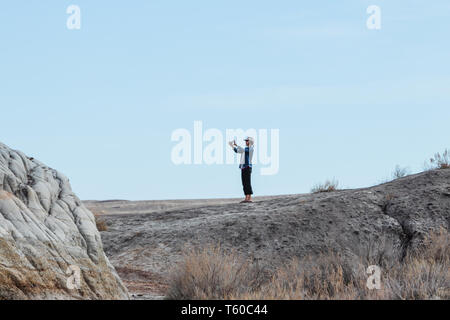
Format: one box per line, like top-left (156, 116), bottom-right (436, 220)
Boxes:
top-left (0, 142), bottom-right (128, 299)
top-left (87, 169), bottom-right (450, 299)
top-left (1, 141), bottom-right (447, 300)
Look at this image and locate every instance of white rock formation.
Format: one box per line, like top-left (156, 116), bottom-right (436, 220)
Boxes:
top-left (0, 142), bottom-right (129, 299)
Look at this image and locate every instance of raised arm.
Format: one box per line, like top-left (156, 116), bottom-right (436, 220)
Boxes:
top-left (233, 145), bottom-right (245, 153)
top-left (228, 141), bottom-right (244, 153)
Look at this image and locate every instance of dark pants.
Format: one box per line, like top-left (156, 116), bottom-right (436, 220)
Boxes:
top-left (241, 167), bottom-right (253, 195)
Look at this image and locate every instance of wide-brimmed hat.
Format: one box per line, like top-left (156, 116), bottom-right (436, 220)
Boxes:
top-left (244, 136), bottom-right (254, 144)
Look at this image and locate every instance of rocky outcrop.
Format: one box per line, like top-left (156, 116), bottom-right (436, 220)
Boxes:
top-left (91, 169), bottom-right (450, 298)
top-left (0, 142), bottom-right (129, 299)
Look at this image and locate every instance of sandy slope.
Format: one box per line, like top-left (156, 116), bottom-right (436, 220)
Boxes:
top-left (84, 196), bottom-right (281, 216)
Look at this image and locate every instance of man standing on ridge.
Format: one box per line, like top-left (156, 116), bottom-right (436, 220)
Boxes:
top-left (229, 137), bottom-right (254, 203)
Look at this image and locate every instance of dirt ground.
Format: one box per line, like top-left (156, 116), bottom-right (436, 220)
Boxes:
top-left (85, 170), bottom-right (450, 299)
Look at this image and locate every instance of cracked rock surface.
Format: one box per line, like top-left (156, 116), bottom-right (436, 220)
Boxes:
top-left (0, 142), bottom-right (129, 299)
top-left (89, 169), bottom-right (450, 299)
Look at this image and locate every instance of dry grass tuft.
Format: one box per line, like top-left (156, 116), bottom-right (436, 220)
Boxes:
top-left (385, 229), bottom-right (449, 299)
top-left (392, 165), bottom-right (410, 179)
top-left (90, 209), bottom-right (108, 232)
top-left (166, 246), bottom-right (267, 300)
top-left (94, 214), bottom-right (108, 232)
top-left (311, 179), bottom-right (339, 193)
top-left (428, 149), bottom-right (450, 170)
top-left (166, 229), bottom-right (449, 300)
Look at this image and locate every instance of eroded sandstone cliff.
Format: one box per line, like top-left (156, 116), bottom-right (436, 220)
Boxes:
top-left (0, 142), bottom-right (129, 299)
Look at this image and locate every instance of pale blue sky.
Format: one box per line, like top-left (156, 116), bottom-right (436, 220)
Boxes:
top-left (1, 1), bottom-right (449, 200)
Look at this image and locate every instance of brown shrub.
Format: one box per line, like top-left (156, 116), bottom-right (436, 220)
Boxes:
top-left (428, 149), bottom-right (450, 170)
top-left (385, 229), bottom-right (450, 299)
top-left (94, 214), bottom-right (108, 232)
top-left (166, 230), bottom-right (449, 300)
top-left (166, 246), bottom-right (267, 300)
top-left (311, 179), bottom-right (339, 193)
